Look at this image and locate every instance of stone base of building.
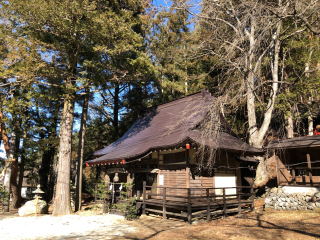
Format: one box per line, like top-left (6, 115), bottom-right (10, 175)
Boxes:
top-left (265, 186), bottom-right (320, 211)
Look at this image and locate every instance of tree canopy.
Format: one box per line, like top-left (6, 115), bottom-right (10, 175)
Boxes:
top-left (0, 0), bottom-right (319, 213)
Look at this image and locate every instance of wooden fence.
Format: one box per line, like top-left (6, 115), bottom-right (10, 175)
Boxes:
top-left (142, 181), bottom-right (254, 224)
top-left (278, 167), bottom-right (320, 186)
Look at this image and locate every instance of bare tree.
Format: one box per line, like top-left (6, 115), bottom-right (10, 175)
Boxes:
top-left (171, 0), bottom-right (320, 187)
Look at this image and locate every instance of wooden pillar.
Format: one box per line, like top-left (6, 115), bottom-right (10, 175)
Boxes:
top-left (238, 187), bottom-right (242, 216)
top-left (307, 152), bottom-right (313, 185)
top-left (94, 183), bottom-right (97, 206)
top-left (157, 170), bottom-right (160, 199)
top-left (186, 168), bottom-right (190, 188)
top-left (163, 187), bottom-right (166, 220)
top-left (187, 188), bottom-right (192, 224)
top-left (250, 185), bottom-right (255, 212)
top-left (142, 181), bottom-right (146, 215)
top-left (131, 172), bottom-right (135, 197)
top-left (275, 151), bottom-right (280, 186)
top-left (186, 148), bottom-right (190, 188)
top-left (106, 182), bottom-right (110, 211)
top-left (206, 188), bottom-right (210, 221)
top-left (223, 188), bottom-right (226, 219)
top-left (292, 168), bottom-right (296, 185)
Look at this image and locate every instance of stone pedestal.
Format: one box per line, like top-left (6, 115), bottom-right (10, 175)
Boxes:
top-left (18, 199), bottom-right (48, 216)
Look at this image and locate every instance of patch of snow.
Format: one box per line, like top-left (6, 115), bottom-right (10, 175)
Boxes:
top-left (0, 214), bottom-right (135, 240)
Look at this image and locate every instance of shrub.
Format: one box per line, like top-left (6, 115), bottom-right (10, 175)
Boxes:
top-left (94, 179), bottom-right (111, 213)
top-left (113, 179), bottom-right (139, 220)
top-left (0, 185), bottom-right (9, 205)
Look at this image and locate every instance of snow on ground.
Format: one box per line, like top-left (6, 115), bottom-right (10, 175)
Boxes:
top-left (0, 214), bottom-right (135, 240)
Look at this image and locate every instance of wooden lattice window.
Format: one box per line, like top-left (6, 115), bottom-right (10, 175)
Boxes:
top-left (164, 151), bottom-right (186, 164)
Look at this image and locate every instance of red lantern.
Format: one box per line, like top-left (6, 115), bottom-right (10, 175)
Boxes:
top-left (186, 144), bottom-right (190, 149)
top-left (86, 163), bottom-right (89, 167)
top-left (122, 159), bottom-right (126, 164)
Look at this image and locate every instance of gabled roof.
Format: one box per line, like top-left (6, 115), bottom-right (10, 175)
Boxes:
top-left (86, 90), bottom-right (263, 166)
top-left (266, 135), bottom-right (320, 149)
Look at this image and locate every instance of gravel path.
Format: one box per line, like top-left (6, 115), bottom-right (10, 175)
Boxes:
top-left (0, 214), bottom-right (135, 240)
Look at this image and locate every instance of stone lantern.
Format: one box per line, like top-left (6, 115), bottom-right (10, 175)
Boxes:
top-left (32, 185), bottom-right (45, 216)
top-left (32, 185), bottom-right (44, 199)
top-left (18, 184), bottom-right (48, 216)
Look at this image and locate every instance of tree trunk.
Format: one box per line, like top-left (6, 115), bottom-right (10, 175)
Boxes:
top-left (286, 111), bottom-right (294, 138)
top-left (75, 87), bottom-right (89, 212)
top-left (40, 151), bottom-right (51, 201)
top-left (308, 111), bottom-right (313, 136)
top-left (114, 84), bottom-right (119, 139)
top-left (285, 87), bottom-right (294, 139)
top-left (0, 111), bottom-right (10, 156)
top-left (52, 89), bottom-right (75, 216)
top-left (2, 131), bottom-right (16, 212)
top-left (10, 161), bottom-right (20, 208)
top-left (17, 130), bottom-right (27, 204)
top-left (252, 17), bottom-right (282, 188)
top-left (246, 17), bottom-right (259, 147)
top-left (40, 128), bottom-right (57, 202)
top-left (48, 148), bottom-right (56, 202)
top-left (306, 49), bottom-right (314, 136)
top-left (47, 105), bottom-right (59, 202)
top-left (10, 129), bottom-right (21, 209)
top-left (38, 124), bottom-right (50, 200)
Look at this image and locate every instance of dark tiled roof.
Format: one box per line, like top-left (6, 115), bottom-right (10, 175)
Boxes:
top-left (266, 135), bottom-right (320, 149)
top-left (87, 90), bottom-right (263, 166)
top-left (237, 156), bottom-right (259, 163)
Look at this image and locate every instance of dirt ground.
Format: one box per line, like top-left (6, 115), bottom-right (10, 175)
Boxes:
top-left (118, 199), bottom-right (320, 240)
top-left (72, 198), bottom-right (320, 240)
top-left (1, 197), bottom-right (320, 240)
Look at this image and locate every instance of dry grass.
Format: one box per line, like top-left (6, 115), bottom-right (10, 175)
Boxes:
top-left (118, 199), bottom-right (320, 240)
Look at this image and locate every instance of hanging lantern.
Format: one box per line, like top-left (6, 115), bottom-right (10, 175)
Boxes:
top-left (86, 163), bottom-right (89, 167)
top-left (186, 143), bottom-right (190, 149)
top-left (122, 159), bottom-right (125, 164)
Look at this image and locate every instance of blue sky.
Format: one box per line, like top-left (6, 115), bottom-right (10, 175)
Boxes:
top-left (0, 0), bottom-right (188, 160)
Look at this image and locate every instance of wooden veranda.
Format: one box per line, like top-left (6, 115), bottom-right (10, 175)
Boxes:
top-left (277, 166), bottom-right (320, 186)
top-left (141, 182), bottom-right (255, 224)
top-left (94, 181), bottom-right (255, 223)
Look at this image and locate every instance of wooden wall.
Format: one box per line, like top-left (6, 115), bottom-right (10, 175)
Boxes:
top-left (159, 169), bottom-right (187, 200)
top-left (158, 169), bottom-right (215, 198)
top-left (156, 150), bottom-right (240, 198)
top-left (200, 176), bottom-right (215, 196)
top-left (189, 174), bottom-right (201, 196)
top-left (103, 149), bottom-right (242, 199)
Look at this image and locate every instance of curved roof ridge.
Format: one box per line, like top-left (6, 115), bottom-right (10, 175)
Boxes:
top-left (141, 89), bottom-right (213, 113)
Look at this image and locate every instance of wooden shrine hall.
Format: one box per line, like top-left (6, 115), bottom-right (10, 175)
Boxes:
top-left (86, 89), bottom-right (263, 222)
top-left (266, 135), bottom-right (320, 187)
